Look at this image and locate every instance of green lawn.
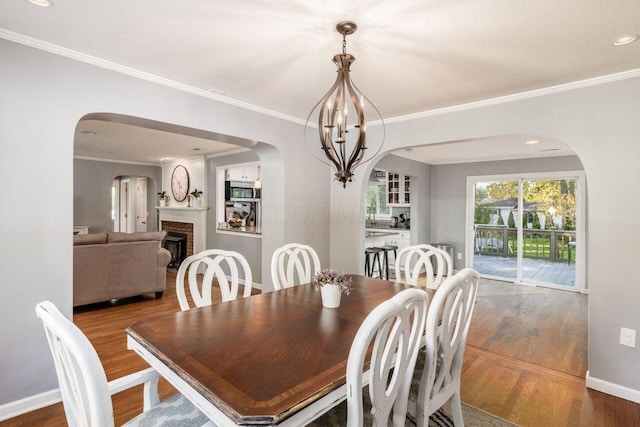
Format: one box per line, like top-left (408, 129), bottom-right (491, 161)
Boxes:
top-left (477, 230), bottom-right (575, 262)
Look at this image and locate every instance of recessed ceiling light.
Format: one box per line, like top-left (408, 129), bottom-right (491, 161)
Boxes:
top-left (27, 0), bottom-right (53, 7)
top-left (613, 34), bottom-right (639, 46)
top-left (525, 139), bottom-right (539, 145)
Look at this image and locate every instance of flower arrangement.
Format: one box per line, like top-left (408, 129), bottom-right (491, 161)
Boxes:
top-left (157, 191), bottom-right (167, 200)
top-left (190, 188), bottom-right (203, 199)
top-left (313, 269), bottom-right (353, 295)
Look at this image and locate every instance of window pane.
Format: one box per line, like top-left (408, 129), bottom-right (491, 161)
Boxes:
top-left (377, 184), bottom-right (389, 215)
top-left (366, 183), bottom-right (389, 215)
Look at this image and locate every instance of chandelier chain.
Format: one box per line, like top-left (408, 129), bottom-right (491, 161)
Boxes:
top-left (342, 35), bottom-right (347, 55)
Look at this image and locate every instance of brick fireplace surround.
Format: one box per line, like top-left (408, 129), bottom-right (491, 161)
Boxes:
top-left (161, 221), bottom-right (194, 258)
top-left (157, 207), bottom-right (208, 258)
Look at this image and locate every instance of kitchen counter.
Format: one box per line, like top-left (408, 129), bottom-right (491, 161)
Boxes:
top-left (365, 230), bottom-right (400, 238)
top-left (217, 223), bottom-right (261, 238)
top-left (365, 222), bottom-right (410, 231)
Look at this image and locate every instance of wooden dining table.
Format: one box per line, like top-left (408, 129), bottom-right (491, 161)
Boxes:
top-left (126, 275), bottom-right (432, 426)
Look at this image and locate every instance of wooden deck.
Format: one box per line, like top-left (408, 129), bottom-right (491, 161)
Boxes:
top-left (473, 254), bottom-right (576, 288)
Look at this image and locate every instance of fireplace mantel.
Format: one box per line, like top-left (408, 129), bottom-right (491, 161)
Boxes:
top-left (157, 207), bottom-right (208, 211)
top-left (158, 207), bottom-right (208, 255)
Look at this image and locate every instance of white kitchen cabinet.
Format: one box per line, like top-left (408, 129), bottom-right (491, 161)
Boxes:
top-left (384, 231), bottom-right (410, 276)
top-left (384, 231), bottom-right (410, 251)
top-left (386, 172), bottom-right (410, 206)
top-left (364, 234), bottom-right (387, 249)
top-left (226, 164), bottom-right (260, 182)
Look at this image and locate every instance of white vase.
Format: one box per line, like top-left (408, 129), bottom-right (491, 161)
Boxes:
top-left (320, 284), bottom-right (342, 308)
top-left (159, 199), bottom-right (166, 207)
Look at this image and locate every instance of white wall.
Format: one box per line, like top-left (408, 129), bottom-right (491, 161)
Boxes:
top-left (329, 76), bottom-right (640, 400)
top-left (430, 155), bottom-right (584, 271)
top-left (0, 38), bottom-right (330, 410)
top-left (161, 157), bottom-right (207, 207)
top-left (74, 158), bottom-right (162, 233)
top-left (372, 154), bottom-right (431, 247)
top-left (2, 35), bottom-right (640, 414)
top-left (206, 151), bottom-right (263, 283)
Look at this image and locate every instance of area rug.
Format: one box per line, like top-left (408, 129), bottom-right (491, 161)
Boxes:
top-left (419, 402), bottom-right (519, 427)
top-left (307, 401), bottom-right (519, 426)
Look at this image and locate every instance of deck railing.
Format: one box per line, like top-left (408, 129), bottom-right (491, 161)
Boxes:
top-left (474, 225), bottom-right (576, 263)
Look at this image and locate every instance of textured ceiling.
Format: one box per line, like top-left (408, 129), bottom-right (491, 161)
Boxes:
top-left (2, 0), bottom-right (639, 164)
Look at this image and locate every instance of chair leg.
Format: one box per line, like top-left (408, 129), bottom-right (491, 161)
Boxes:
top-left (450, 392), bottom-right (464, 426)
top-left (374, 252), bottom-right (382, 279)
top-left (382, 250), bottom-right (389, 280)
top-left (365, 253), bottom-right (371, 277)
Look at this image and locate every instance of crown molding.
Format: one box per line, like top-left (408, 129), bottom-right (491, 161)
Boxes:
top-left (74, 155), bottom-right (160, 167)
top-left (383, 68), bottom-right (640, 124)
top-left (0, 29), bottom-right (306, 126)
top-left (205, 148), bottom-right (251, 159)
top-left (3, 29), bottom-right (639, 127)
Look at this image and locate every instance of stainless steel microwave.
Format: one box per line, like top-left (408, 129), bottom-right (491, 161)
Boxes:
top-left (225, 181), bottom-right (258, 201)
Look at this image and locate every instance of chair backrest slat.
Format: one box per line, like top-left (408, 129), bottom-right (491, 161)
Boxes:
top-left (395, 244), bottom-right (453, 289)
top-left (177, 249), bottom-right (253, 311)
top-left (346, 288), bottom-right (429, 427)
top-left (414, 268), bottom-right (480, 426)
top-left (271, 243), bottom-right (321, 290)
top-left (36, 301), bottom-right (115, 427)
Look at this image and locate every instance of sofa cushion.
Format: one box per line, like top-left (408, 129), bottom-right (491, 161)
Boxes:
top-left (73, 232), bottom-right (108, 245)
top-left (74, 240), bottom-right (169, 306)
top-left (107, 231), bottom-right (166, 243)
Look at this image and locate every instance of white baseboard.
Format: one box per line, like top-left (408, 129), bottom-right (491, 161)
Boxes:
top-left (237, 277), bottom-right (261, 291)
top-left (2, 277), bottom-right (262, 423)
top-left (0, 388), bottom-right (61, 422)
top-left (586, 370), bottom-right (640, 404)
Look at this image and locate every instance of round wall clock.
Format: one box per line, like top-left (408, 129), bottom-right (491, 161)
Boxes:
top-left (170, 165), bottom-right (190, 202)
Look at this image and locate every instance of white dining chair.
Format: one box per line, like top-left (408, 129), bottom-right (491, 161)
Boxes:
top-left (271, 243), bottom-right (321, 290)
top-left (176, 249), bottom-right (253, 311)
top-left (408, 268), bottom-right (480, 427)
top-left (308, 287), bottom-right (429, 427)
top-left (35, 300), bottom-right (211, 427)
top-left (395, 244), bottom-right (453, 289)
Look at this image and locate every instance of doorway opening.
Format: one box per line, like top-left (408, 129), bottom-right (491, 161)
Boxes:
top-left (112, 176), bottom-right (149, 233)
top-left (467, 171), bottom-right (585, 292)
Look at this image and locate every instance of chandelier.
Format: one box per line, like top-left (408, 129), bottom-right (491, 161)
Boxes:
top-left (305, 20), bottom-right (384, 188)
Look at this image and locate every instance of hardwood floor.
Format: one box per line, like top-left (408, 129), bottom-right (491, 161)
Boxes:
top-left (461, 280), bottom-right (640, 426)
top-left (468, 280), bottom-right (588, 378)
top-left (3, 274), bottom-right (640, 426)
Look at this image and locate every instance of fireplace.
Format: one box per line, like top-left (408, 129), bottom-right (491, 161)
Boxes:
top-left (164, 232), bottom-right (187, 269)
top-left (158, 207), bottom-right (207, 259)
top-left (161, 221), bottom-right (194, 258)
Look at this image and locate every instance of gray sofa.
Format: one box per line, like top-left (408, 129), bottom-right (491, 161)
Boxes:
top-left (73, 231), bottom-right (171, 307)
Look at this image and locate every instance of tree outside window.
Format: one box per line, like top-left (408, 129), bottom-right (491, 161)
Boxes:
top-left (366, 183), bottom-right (389, 216)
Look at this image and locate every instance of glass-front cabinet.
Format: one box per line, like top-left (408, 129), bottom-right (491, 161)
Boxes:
top-left (387, 172), bottom-right (410, 206)
top-left (403, 175), bottom-right (411, 204)
top-left (387, 173), bottom-right (401, 204)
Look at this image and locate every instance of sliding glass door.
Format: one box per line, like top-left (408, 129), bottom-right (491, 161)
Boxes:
top-left (468, 173), bottom-right (583, 291)
top-left (472, 180), bottom-right (519, 281)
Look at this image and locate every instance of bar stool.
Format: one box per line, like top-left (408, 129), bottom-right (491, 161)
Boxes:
top-left (380, 245), bottom-right (398, 280)
top-left (364, 247), bottom-right (383, 278)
